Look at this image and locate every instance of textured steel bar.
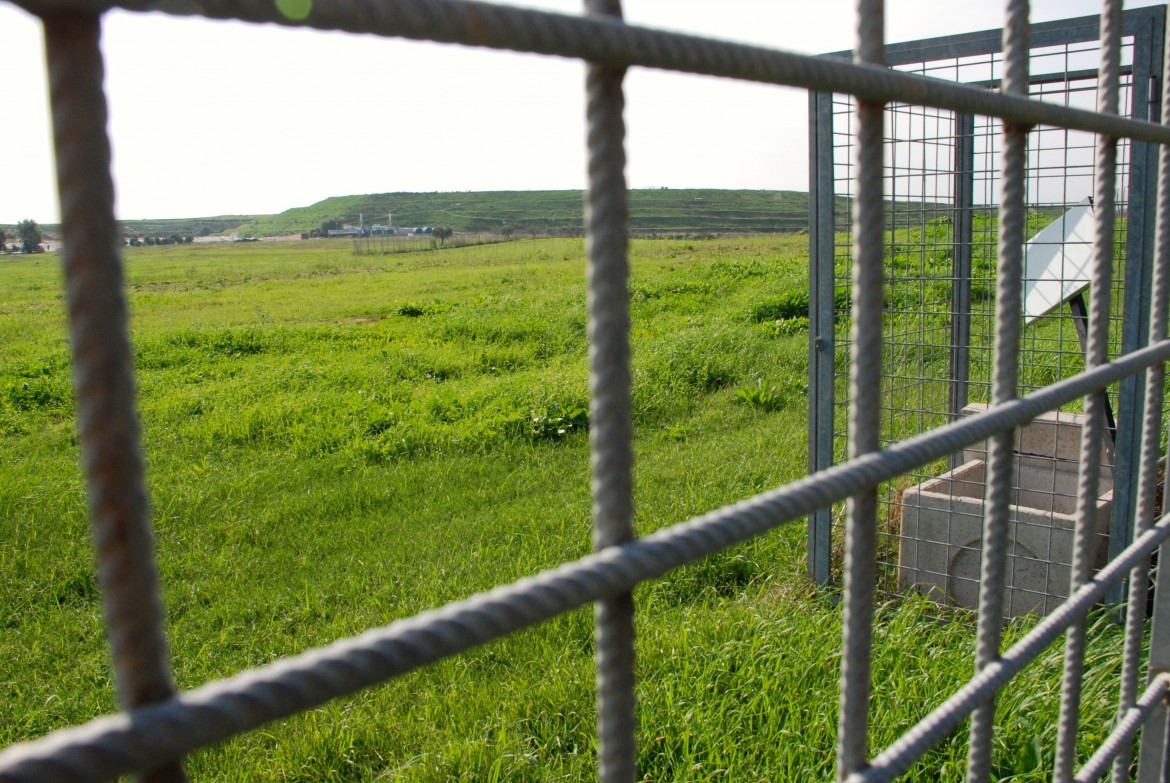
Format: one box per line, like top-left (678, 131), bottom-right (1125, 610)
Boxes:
top-left (837, 0), bottom-right (879, 777)
top-left (11, 0), bottom-right (1170, 146)
top-left (966, 4), bottom-right (1030, 782)
top-left (1107, 5), bottom-right (1166, 603)
top-left (40, 11), bottom-right (185, 783)
top-left (1054, 2), bottom-right (1123, 780)
top-left (836, 2), bottom-right (884, 779)
top-left (3, 340), bottom-right (1170, 783)
top-left (1121, 9), bottom-right (1170, 782)
top-left (583, 0), bottom-right (636, 780)
top-left (1079, 677), bottom-right (1170, 783)
top-left (848, 512), bottom-right (1170, 783)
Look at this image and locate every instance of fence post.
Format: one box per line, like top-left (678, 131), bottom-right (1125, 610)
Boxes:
top-left (1109, 5), bottom-right (1166, 605)
top-left (947, 111), bottom-right (975, 470)
top-left (808, 88), bottom-right (836, 586)
top-left (1136, 21), bottom-right (1170, 773)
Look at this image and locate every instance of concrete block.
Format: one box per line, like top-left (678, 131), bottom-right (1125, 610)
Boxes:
top-left (959, 402), bottom-right (1113, 491)
top-left (898, 458), bottom-right (1112, 617)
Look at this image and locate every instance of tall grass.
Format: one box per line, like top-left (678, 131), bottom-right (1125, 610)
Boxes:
top-left (0, 235), bottom-right (1132, 781)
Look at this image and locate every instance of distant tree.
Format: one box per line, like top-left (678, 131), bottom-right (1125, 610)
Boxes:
top-left (197, 226), bottom-right (212, 237)
top-left (17, 220), bottom-right (43, 253)
top-left (433, 225), bottom-right (453, 247)
top-left (500, 224), bottom-right (514, 240)
top-left (320, 219), bottom-right (342, 236)
top-left (0, 228), bottom-right (8, 253)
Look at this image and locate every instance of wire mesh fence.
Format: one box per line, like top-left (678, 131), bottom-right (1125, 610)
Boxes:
top-left (809, 7), bottom-right (1165, 619)
top-left (3, 1), bottom-right (1170, 782)
top-left (351, 230), bottom-right (515, 254)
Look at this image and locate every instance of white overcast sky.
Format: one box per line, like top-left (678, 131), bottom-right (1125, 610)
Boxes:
top-left (2, 0), bottom-right (1161, 223)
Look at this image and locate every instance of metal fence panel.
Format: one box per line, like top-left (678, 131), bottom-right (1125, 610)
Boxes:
top-left (810, 5), bottom-right (1165, 621)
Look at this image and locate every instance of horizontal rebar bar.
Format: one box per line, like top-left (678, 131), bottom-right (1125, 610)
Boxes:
top-left (1075, 676), bottom-right (1170, 783)
top-left (10, 0), bottom-right (1170, 146)
top-left (2, 337), bottom-right (1170, 782)
top-left (849, 516), bottom-right (1170, 783)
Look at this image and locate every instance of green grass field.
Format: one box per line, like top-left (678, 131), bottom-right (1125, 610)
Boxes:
top-left (0, 236), bottom-right (1132, 781)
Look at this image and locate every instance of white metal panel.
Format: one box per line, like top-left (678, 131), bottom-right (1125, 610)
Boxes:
top-left (1023, 198), bottom-right (1095, 324)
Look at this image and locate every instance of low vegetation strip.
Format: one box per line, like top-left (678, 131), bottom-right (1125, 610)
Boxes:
top-left (0, 236), bottom-right (1127, 781)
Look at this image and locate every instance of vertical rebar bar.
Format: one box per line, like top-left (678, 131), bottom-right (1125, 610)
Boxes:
top-left (1055, 3), bottom-right (1123, 780)
top-left (1117, 7), bottom-right (1170, 782)
top-left (1137, 23), bottom-right (1170, 783)
top-left (965, 4), bottom-right (1030, 782)
top-left (836, 1), bottom-right (884, 779)
top-left (583, 1), bottom-right (635, 781)
top-left (41, 11), bottom-right (186, 783)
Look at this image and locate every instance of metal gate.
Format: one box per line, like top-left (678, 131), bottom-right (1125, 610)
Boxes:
top-left (3, 1), bottom-right (1170, 782)
top-left (808, 7), bottom-right (1166, 609)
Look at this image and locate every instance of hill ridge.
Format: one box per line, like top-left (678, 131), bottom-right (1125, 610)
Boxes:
top-left (232, 189), bottom-right (812, 237)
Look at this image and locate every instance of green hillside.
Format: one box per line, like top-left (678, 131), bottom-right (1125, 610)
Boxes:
top-left (232, 189), bottom-right (813, 237)
top-left (5, 189), bottom-right (959, 242)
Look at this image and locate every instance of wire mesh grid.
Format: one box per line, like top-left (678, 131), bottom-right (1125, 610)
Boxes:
top-left (826, 27), bottom-right (1147, 619)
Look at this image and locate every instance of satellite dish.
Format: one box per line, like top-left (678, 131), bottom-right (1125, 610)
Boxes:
top-left (1022, 197), bottom-right (1095, 324)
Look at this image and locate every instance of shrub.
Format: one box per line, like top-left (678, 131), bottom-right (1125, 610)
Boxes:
top-left (734, 380), bottom-right (785, 412)
top-left (750, 290), bottom-right (808, 322)
top-left (396, 302), bottom-right (428, 317)
top-left (768, 316), bottom-right (809, 338)
top-left (529, 404), bottom-right (588, 441)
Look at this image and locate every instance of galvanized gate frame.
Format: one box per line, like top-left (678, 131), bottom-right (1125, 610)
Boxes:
top-left (807, 6), bottom-right (1167, 596)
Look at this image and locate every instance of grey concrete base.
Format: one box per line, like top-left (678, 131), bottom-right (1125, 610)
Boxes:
top-left (898, 405), bottom-right (1113, 617)
top-left (959, 402), bottom-right (1114, 489)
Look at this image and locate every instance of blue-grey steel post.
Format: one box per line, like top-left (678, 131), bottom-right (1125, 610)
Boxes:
top-left (948, 111), bottom-right (975, 470)
top-left (1141, 677), bottom-right (1170, 783)
top-left (1140, 505), bottom-right (1170, 780)
top-left (1109, 5), bottom-right (1166, 607)
top-left (1138, 22), bottom-right (1170, 746)
top-left (1163, 705), bottom-right (1170, 783)
top-left (808, 87), bottom-right (837, 586)
top-left (1120, 14), bottom-right (1170, 780)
